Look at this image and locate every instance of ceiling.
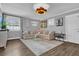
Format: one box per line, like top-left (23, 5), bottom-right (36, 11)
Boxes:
top-left (1, 3), bottom-right (79, 20)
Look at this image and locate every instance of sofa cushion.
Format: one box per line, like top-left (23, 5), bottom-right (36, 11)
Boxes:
top-left (23, 30), bottom-right (55, 40)
top-left (44, 31), bottom-right (49, 35)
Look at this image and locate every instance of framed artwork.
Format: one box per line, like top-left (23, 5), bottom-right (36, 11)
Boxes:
top-left (56, 17), bottom-right (63, 26)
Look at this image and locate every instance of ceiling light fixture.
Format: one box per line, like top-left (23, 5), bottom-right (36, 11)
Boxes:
top-left (33, 3), bottom-right (49, 14)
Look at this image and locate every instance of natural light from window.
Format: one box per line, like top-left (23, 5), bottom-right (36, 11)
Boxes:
top-left (31, 21), bottom-right (38, 27)
top-left (0, 16), bottom-right (2, 30)
top-left (48, 18), bottom-right (55, 26)
top-left (5, 15), bottom-right (20, 31)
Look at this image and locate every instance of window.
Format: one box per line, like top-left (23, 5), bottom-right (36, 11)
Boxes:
top-left (5, 15), bottom-right (20, 31)
top-left (48, 18), bottom-right (55, 26)
top-left (0, 16), bottom-right (2, 30)
top-left (40, 20), bottom-right (47, 28)
top-left (31, 21), bottom-right (38, 26)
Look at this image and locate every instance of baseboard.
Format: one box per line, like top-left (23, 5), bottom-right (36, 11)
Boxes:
top-left (8, 37), bottom-right (21, 40)
top-left (64, 39), bottom-right (79, 44)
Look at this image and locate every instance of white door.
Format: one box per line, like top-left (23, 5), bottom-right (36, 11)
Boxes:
top-left (65, 13), bottom-right (79, 44)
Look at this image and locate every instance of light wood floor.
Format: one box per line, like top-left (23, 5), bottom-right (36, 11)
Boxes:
top-left (0, 39), bottom-right (35, 56)
top-left (0, 39), bottom-right (79, 56)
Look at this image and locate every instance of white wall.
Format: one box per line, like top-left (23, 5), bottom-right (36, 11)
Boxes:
top-left (22, 17), bottom-right (40, 32)
top-left (46, 17), bottom-right (65, 34)
top-left (46, 9), bottom-right (79, 40)
top-left (47, 26), bottom-right (65, 33)
top-left (22, 17), bottom-right (65, 34)
top-left (8, 31), bottom-right (22, 39)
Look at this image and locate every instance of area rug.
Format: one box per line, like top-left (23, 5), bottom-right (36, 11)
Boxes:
top-left (20, 39), bottom-right (63, 56)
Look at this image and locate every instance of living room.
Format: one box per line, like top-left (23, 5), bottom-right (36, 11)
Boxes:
top-left (0, 3), bottom-right (79, 56)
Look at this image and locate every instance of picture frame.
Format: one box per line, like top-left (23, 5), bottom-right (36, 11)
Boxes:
top-left (56, 17), bottom-right (63, 26)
